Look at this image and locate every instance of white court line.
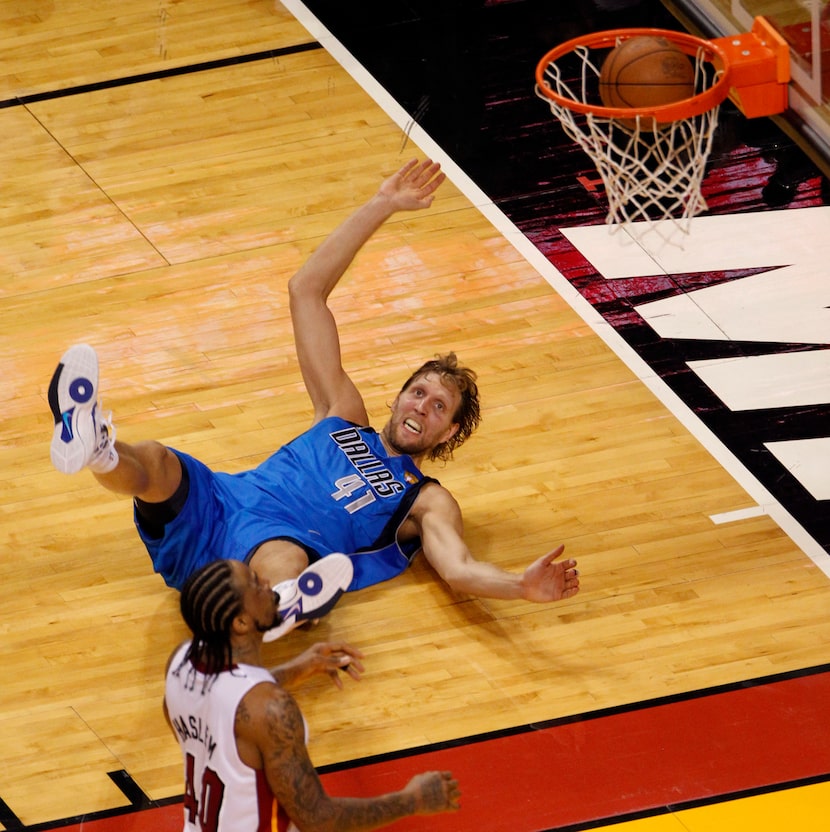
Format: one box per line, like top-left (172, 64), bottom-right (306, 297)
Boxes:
top-left (710, 506), bottom-right (766, 525)
top-left (280, 0), bottom-right (830, 580)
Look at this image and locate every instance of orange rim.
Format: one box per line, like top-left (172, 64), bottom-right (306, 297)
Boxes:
top-left (535, 27), bottom-right (732, 123)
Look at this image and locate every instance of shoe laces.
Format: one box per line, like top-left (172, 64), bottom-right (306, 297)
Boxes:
top-left (98, 405), bottom-right (115, 442)
top-left (91, 404), bottom-right (116, 459)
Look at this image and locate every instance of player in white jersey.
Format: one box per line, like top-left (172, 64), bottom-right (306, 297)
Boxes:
top-left (50, 159), bottom-right (580, 639)
top-left (165, 640), bottom-right (283, 831)
top-left (164, 558), bottom-right (460, 832)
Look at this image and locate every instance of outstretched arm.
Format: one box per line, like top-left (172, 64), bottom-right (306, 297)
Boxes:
top-left (240, 684), bottom-right (460, 832)
top-left (288, 159), bottom-right (446, 425)
top-left (413, 485), bottom-right (580, 602)
top-left (270, 641), bottom-right (365, 690)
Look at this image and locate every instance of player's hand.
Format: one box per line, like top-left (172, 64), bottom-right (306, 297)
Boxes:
top-left (378, 158), bottom-right (446, 211)
top-left (405, 771), bottom-right (461, 814)
top-left (306, 641), bottom-right (365, 688)
top-left (274, 642), bottom-right (365, 688)
top-left (520, 545), bottom-right (580, 602)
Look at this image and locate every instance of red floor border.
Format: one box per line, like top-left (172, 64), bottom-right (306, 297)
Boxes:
top-left (27, 667), bottom-right (830, 832)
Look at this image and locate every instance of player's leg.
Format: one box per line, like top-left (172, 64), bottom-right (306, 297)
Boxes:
top-left (102, 440), bottom-right (184, 502)
top-left (249, 540), bottom-right (311, 587)
top-left (249, 542), bottom-right (354, 642)
top-left (49, 344), bottom-right (183, 501)
top-left (49, 343), bottom-right (352, 637)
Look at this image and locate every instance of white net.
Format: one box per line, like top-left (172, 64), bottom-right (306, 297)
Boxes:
top-left (536, 43), bottom-right (722, 233)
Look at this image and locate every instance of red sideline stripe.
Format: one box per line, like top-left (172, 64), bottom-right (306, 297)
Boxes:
top-left (51, 671), bottom-right (830, 832)
top-left (321, 671), bottom-right (830, 831)
top-left (53, 804), bottom-right (181, 831)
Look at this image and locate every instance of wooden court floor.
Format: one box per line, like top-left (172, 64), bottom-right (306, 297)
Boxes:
top-left (1, 1), bottom-right (829, 829)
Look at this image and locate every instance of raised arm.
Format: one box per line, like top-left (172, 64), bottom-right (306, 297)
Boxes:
top-left (412, 485), bottom-right (580, 602)
top-left (239, 683), bottom-right (460, 832)
top-left (288, 159), bottom-right (446, 425)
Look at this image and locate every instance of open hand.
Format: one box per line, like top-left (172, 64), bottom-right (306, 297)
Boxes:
top-left (378, 158), bottom-right (446, 211)
top-left (283, 642), bottom-right (366, 689)
top-left (520, 545), bottom-right (580, 602)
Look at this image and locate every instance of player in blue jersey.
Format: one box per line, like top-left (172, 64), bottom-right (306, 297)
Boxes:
top-left (48, 159), bottom-right (580, 640)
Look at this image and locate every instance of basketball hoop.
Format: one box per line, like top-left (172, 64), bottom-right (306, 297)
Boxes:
top-left (534, 16), bottom-right (790, 234)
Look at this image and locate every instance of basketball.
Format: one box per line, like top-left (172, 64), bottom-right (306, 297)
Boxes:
top-left (599, 36), bottom-right (695, 110)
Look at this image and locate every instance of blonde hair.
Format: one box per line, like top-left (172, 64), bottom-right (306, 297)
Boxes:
top-left (398, 353), bottom-right (481, 462)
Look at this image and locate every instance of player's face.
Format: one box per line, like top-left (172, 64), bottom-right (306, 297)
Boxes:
top-left (237, 563), bottom-right (280, 633)
top-left (384, 373), bottom-right (461, 458)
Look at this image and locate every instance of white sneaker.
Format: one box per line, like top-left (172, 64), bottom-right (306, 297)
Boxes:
top-left (263, 553), bottom-right (354, 643)
top-left (48, 344), bottom-right (118, 475)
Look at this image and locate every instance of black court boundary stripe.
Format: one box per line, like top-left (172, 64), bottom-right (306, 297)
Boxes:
top-left (107, 770), bottom-right (154, 810)
top-left (17, 798), bottom-right (184, 832)
top-left (0, 41), bottom-right (322, 110)
top-left (2, 770), bottom-right (180, 832)
top-left (0, 793), bottom-right (22, 830)
top-left (317, 660), bottom-right (830, 772)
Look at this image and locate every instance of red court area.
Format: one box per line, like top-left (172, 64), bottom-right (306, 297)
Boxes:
top-left (54, 668), bottom-right (830, 832)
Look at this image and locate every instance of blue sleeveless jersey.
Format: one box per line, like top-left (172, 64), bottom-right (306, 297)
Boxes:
top-left (136, 417), bottom-right (436, 591)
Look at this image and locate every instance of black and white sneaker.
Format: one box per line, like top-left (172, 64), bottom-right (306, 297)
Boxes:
top-left (48, 344), bottom-right (118, 475)
top-left (264, 553), bottom-right (354, 643)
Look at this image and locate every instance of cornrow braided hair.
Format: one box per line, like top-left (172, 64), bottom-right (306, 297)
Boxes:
top-left (399, 352), bottom-right (482, 462)
top-left (178, 560), bottom-right (244, 686)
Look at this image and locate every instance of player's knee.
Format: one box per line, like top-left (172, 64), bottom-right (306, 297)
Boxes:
top-left (250, 544), bottom-right (310, 588)
top-left (133, 441), bottom-right (182, 498)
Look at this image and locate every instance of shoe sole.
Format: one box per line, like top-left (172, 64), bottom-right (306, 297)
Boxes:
top-left (48, 344), bottom-right (99, 474)
top-left (263, 553), bottom-right (354, 643)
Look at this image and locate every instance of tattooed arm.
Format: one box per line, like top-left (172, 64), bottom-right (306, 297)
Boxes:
top-left (235, 682), bottom-right (460, 832)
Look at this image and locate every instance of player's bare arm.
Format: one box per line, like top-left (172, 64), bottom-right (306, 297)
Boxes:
top-left (269, 642), bottom-right (365, 690)
top-left (242, 684), bottom-right (459, 832)
top-left (413, 484), bottom-right (580, 602)
top-left (288, 159), bottom-right (446, 425)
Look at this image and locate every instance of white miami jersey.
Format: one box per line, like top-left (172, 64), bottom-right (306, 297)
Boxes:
top-left (165, 642), bottom-right (291, 832)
